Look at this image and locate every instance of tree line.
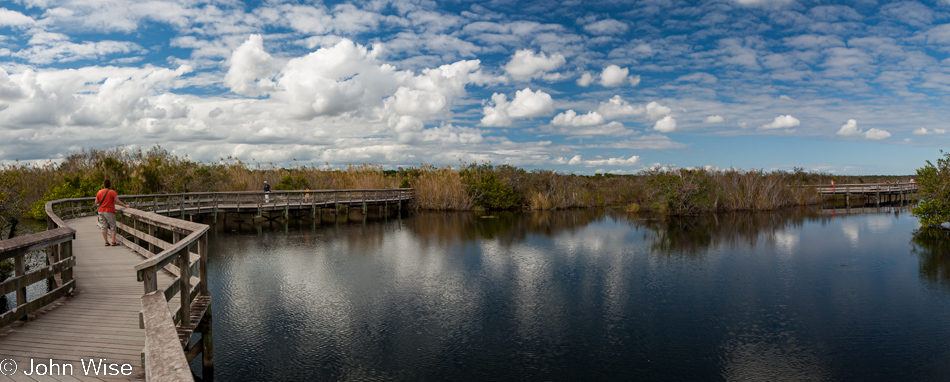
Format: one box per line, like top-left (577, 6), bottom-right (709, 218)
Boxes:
top-left (0, 146), bottom-right (919, 239)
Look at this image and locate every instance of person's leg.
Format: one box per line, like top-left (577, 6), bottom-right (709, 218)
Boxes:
top-left (107, 213), bottom-right (118, 245)
top-left (98, 213), bottom-right (110, 245)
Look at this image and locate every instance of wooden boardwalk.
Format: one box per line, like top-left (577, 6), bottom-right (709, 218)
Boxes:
top-left (0, 216), bottom-right (171, 381)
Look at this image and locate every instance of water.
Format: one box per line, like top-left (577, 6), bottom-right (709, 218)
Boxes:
top-left (199, 207), bottom-right (950, 381)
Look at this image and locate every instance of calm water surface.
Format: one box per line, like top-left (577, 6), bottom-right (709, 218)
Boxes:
top-left (199, 207), bottom-right (950, 381)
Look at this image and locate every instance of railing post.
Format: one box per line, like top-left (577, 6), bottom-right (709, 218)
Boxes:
top-left (199, 233), bottom-right (208, 296)
top-left (148, 224), bottom-right (157, 254)
top-left (14, 254), bottom-right (26, 312)
top-left (141, 267), bottom-right (158, 295)
top-left (178, 246), bottom-right (191, 329)
top-left (133, 219), bottom-right (140, 248)
top-left (62, 240), bottom-right (73, 286)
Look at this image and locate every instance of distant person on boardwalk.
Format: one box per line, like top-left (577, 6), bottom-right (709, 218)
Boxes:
top-left (830, 180), bottom-right (834, 189)
top-left (96, 179), bottom-right (128, 246)
top-left (264, 181), bottom-right (271, 202)
top-left (911, 178), bottom-right (915, 183)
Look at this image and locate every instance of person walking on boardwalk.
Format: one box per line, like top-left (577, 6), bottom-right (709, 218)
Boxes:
top-left (96, 179), bottom-right (128, 246)
top-left (264, 180), bottom-right (271, 202)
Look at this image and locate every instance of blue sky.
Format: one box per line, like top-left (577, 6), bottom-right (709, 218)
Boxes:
top-left (1, 0), bottom-right (948, 175)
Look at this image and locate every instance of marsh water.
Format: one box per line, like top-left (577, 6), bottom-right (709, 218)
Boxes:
top-left (198, 206), bottom-right (950, 381)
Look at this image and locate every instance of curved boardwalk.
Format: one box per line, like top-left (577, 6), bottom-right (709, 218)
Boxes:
top-left (0, 216), bottom-right (171, 381)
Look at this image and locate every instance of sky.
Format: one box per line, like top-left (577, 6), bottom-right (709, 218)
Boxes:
top-left (1, 0), bottom-right (949, 175)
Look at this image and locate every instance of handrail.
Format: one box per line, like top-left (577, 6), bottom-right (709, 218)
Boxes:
top-left (813, 183), bottom-right (918, 192)
top-left (0, 200), bottom-right (80, 327)
top-left (119, 207), bottom-right (211, 382)
top-left (0, 221), bottom-right (75, 327)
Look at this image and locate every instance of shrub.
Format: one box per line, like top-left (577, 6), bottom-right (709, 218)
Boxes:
top-left (460, 164), bottom-right (521, 210)
top-left (647, 169), bottom-right (715, 216)
top-left (912, 151), bottom-right (950, 227)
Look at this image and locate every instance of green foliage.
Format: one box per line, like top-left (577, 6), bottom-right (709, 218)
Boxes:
top-left (0, 169), bottom-right (28, 231)
top-left (912, 151), bottom-right (950, 227)
top-left (647, 169), bottom-right (715, 216)
top-left (460, 163), bottom-right (521, 210)
top-left (29, 175), bottom-right (101, 219)
top-left (275, 174), bottom-right (310, 190)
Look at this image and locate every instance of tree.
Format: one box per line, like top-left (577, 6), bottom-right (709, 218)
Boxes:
top-left (0, 167), bottom-right (28, 239)
top-left (912, 151), bottom-right (950, 227)
top-left (460, 163), bottom-right (521, 210)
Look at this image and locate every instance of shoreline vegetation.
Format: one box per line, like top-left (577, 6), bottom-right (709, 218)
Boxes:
top-left (0, 147), bottom-right (915, 227)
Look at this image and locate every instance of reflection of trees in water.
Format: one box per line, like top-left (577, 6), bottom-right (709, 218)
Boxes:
top-left (911, 227), bottom-right (950, 296)
top-left (619, 208), bottom-right (823, 257)
top-left (406, 210), bottom-right (604, 248)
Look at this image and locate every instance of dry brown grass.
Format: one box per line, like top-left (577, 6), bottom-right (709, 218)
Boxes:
top-left (0, 147), bottom-right (898, 222)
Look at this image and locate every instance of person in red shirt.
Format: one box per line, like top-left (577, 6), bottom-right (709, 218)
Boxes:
top-left (96, 179), bottom-right (129, 246)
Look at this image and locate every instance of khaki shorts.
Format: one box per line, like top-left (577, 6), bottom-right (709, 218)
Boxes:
top-left (97, 212), bottom-right (117, 233)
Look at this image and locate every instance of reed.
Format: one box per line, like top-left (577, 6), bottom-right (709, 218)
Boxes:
top-left (0, 146), bottom-right (913, 225)
top-left (408, 164), bottom-right (473, 210)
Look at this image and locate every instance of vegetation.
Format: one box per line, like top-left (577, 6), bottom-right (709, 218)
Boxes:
top-left (0, 146), bottom-right (915, 230)
top-left (912, 151), bottom-right (950, 227)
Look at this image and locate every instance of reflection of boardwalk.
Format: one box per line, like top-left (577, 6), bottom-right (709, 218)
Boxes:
top-left (0, 216), bottom-right (170, 381)
top-left (820, 206), bottom-right (910, 217)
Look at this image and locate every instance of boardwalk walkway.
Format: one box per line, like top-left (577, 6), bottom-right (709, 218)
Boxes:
top-left (0, 216), bottom-right (171, 381)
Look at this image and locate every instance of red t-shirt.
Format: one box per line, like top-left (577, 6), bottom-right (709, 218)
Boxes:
top-left (96, 189), bottom-right (119, 213)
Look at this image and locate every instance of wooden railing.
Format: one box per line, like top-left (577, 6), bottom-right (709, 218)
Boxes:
top-left (114, 188), bottom-right (413, 218)
top-left (814, 183), bottom-right (918, 194)
top-left (0, 201), bottom-right (76, 327)
top-left (123, 207), bottom-right (211, 382)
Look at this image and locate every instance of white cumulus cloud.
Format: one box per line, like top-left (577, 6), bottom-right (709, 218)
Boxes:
top-left (598, 95), bottom-right (645, 119)
top-left (480, 87), bottom-right (555, 127)
top-left (704, 115), bottom-right (725, 123)
top-left (568, 155), bottom-right (640, 167)
top-left (225, 35), bottom-right (278, 96)
top-left (551, 110), bottom-right (606, 127)
top-left (864, 128), bottom-right (891, 140)
top-left (600, 65), bottom-right (639, 87)
top-left (505, 49), bottom-right (566, 81)
top-left (0, 8), bottom-right (35, 27)
top-left (837, 119), bottom-right (861, 136)
top-left (653, 115), bottom-right (677, 133)
top-left (761, 115), bottom-right (800, 129)
top-left (577, 72), bottom-right (594, 87)
top-left (645, 101), bottom-right (672, 120)
top-left (836, 119), bottom-right (891, 140)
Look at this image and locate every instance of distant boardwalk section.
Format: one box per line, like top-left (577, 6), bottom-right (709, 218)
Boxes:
top-left (815, 182), bottom-right (917, 205)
